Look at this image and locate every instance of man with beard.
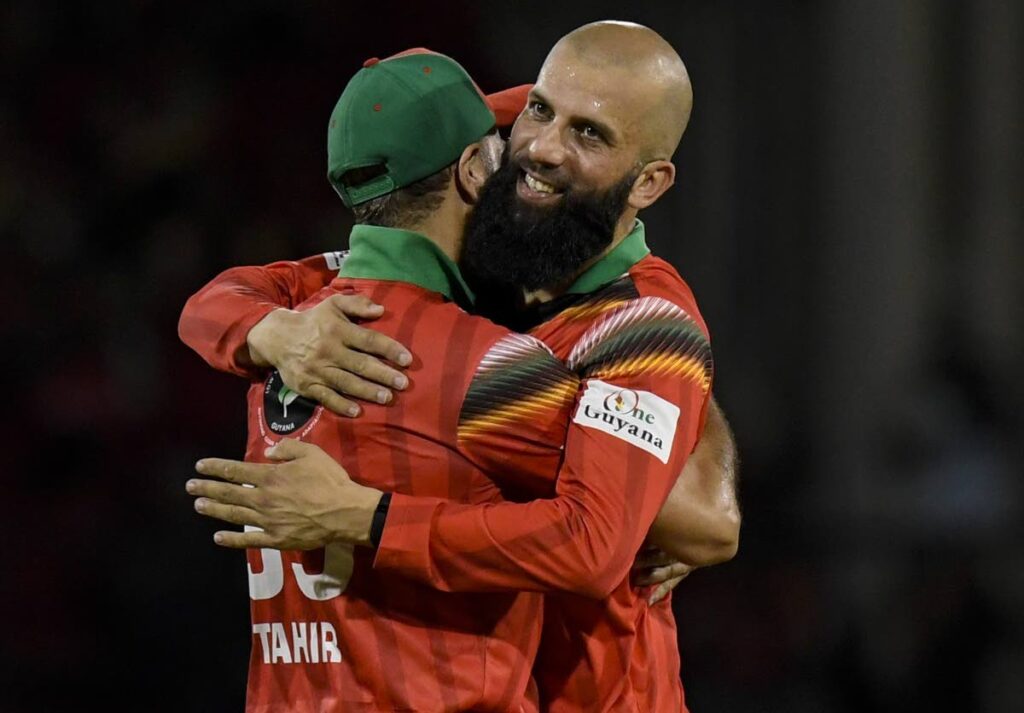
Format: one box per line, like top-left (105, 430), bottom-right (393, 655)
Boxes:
top-left (184, 23), bottom-right (739, 713)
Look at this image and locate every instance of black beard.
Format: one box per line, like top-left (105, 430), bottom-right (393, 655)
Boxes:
top-left (461, 160), bottom-right (635, 299)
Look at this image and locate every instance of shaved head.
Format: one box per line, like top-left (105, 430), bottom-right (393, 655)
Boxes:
top-left (549, 21), bottom-right (693, 161)
top-left (495, 19), bottom-right (693, 267)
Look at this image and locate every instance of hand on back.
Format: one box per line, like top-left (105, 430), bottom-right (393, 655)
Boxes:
top-left (246, 294), bottom-right (413, 416)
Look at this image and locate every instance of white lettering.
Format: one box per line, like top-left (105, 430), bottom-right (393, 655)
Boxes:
top-left (247, 530), bottom-right (285, 601)
top-left (248, 541), bottom-right (351, 603)
top-left (292, 543), bottom-right (355, 601)
top-left (292, 622), bottom-right (310, 663)
top-left (253, 623), bottom-right (272, 664)
top-left (252, 621), bottom-right (342, 665)
top-left (321, 622), bottom-right (343, 663)
top-left (271, 623), bottom-right (293, 664)
top-left (573, 380), bottom-right (681, 464)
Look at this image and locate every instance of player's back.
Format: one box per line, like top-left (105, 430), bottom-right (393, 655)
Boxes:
top-left (242, 276), bottom-right (561, 713)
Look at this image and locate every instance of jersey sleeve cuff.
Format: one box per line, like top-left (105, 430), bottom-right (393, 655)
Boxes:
top-left (222, 304), bottom-right (281, 377)
top-left (371, 493), bottom-right (445, 579)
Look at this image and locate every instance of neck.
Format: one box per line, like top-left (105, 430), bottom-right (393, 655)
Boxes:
top-left (405, 191), bottom-right (467, 264)
top-left (523, 207), bottom-right (639, 306)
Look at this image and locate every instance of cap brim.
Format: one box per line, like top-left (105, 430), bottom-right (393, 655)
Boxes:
top-left (485, 84), bottom-right (533, 128)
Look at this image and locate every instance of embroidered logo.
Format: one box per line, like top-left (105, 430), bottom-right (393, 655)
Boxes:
top-left (262, 371), bottom-right (319, 436)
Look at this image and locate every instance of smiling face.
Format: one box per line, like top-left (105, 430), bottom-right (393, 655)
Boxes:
top-left (510, 47), bottom-right (648, 213)
top-left (460, 22), bottom-right (693, 301)
top-left (507, 24), bottom-right (692, 229)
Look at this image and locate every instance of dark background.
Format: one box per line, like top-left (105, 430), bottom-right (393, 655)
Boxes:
top-left (3, 1), bottom-right (1021, 711)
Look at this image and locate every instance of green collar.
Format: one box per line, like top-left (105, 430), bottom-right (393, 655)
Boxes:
top-left (565, 220), bottom-right (651, 294)
top-left (340, 225), bottom-right (475, 306)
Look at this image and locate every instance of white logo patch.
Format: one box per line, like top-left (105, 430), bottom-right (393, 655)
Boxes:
top-left (322, 250), bottom-right (349, 271)
top-left (572, 379), bottom-right (680, 463)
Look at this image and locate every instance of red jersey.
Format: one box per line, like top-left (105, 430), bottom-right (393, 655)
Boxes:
top-left (178, 221), bottom-right (713, 713)
top-left (193, 226), bottom-right (579, 712)
top-left (375, 225), bottom-right (712, 713)
top-left (527, 254), bottom-right (708, 713)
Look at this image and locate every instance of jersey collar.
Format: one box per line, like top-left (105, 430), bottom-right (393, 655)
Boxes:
top-left (340, 225), bottom-right (476, 307)
top-left (564, 220), bottom-right (651, 295)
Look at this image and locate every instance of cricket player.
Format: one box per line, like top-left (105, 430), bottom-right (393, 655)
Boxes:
top-left (185, 23), bottom-right (740, 713)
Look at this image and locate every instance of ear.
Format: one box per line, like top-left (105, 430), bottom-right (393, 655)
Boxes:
top-left (455, 141), bottom-right (488, 204)
top-left (627, 160), bottom-right (676, 210)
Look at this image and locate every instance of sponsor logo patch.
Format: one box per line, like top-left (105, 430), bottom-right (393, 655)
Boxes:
top-left (572, 379), bottom-right (680, 463)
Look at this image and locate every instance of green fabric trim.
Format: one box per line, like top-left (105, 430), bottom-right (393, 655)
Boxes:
top-left (340, 225), bottom-right (475, 306)
top-left (565, 220), bottom-right (651, 294)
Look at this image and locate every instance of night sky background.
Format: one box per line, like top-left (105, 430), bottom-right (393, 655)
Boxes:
top-left (2, 1), bottom-right (1021, 711)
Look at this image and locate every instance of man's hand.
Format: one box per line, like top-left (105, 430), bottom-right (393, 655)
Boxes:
top-left (632, 546), bottom-right (695, 605)
top-left (246, 294), bottom-right (413, 417)
top-left (186, 439), bottom-right (384, 549)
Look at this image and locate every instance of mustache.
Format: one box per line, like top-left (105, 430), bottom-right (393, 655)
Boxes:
top-left (504, 153), bottom-right (570, 192)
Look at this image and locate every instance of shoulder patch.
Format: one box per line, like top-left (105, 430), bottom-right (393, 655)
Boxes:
top-left (572, 379), bottom-right (680, 463)
top-left (566, 296), bottom-right (713, 393)
top-left (458, 333), bottom-right (578, 445)
top-left (323, 250), bottom-right (349, 272)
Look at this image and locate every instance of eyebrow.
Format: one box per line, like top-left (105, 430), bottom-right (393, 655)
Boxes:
top-left (530, 88), bottom-right (619, 145)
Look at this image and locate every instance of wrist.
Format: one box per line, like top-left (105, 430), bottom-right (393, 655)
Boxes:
top-left (246, 308), bottom-right (292, 368)
top-left (369, 492), bottom-right (392, 548)
top-left (335, 487), bottom-right (386, 548)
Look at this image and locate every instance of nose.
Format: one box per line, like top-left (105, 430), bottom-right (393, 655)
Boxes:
top-left (526, 122), bottom-right (567, 168)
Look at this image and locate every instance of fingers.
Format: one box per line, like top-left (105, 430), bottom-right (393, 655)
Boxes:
top-left (327, 294), bottom-right (385, 321)
top-left (306, 384), bottom-right (361, 418)
top-left (195, 457), bottom-right (271, 485)
top-left (295, 356), bottom-right (406, 414)
top-left (186, 478), bottom-right (257, 507)
top-left (648, 575), bottom-right (686, 605)
top-left (343, 322), bottom-right (412, 369)
top-left (265, 438), bottom-right (317, 461)
top-left (212, 529), bottom-right (275, 549)
top-left (634, 562), bottom-right (694, 587)
top-left (193, 498), bottom-right (264, 528)
top-left (322, 365), bottom-right (397, 406)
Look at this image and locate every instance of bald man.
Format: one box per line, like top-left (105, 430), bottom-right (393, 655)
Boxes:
top-left (453, 23), bottom-right (723, 711)
top-left (184, 23), bottom-right (737, 713)
top-left (463, 21), bottom-right (693, 300)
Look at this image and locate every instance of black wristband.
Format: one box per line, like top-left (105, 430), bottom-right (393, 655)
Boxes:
top-left (369, 492), bottom-right (392, 548)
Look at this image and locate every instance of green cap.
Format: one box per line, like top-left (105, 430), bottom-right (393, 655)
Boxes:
top-left (327, 49), bottom-right (497, 207)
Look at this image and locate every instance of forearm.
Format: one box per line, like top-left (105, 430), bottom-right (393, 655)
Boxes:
top-left (376, 487), bottom-right (641, 599)
top-left (376, 380), bottom-right (708, 599)
top-left (648, 397), bottom-right (740, 566)
top-left (178, 256), bottom-right (338, 377)
top-left (178, 269), bottom-right (283, 376)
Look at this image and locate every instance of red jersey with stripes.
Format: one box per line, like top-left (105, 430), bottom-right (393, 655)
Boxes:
top-left (528, 255), bottom-right (707, 713)
top-left (212, 226), bottom-right (578, 712)
top-left (178, 221), bottom-right (712, 713)
top-left (375, 224), bottom-right (712, 713)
